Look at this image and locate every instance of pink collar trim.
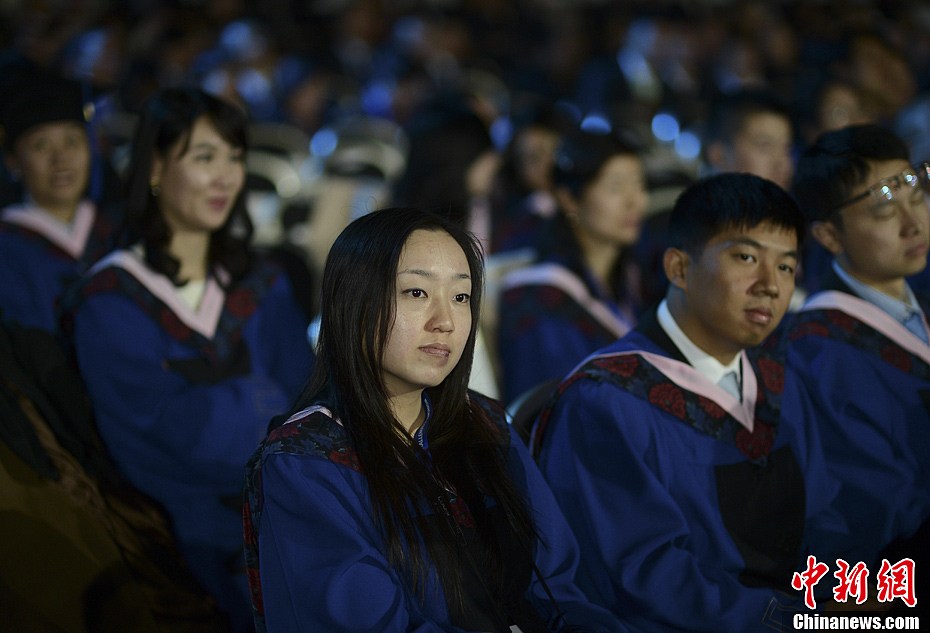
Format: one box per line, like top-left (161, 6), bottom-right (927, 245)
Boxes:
top-left (801, 290), bottom-right (930, 365)
top-left (1, 201), bottom-right (95, 259)
top-left (89, 249), bottom-right (227, 339)
top-left (501, 262), bottom-right (634, 338)
top-left (572, 349), bottom-right (758, 431)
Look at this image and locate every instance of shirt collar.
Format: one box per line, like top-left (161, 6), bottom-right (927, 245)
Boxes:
top-left (412, 392), bottom-right (433, 451)
top-left (657, 299), bottom-right (743, 386)
top-left (832, 260), bottom-right (923, 323)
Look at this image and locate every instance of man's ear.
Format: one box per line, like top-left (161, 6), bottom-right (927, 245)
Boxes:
top-left (810, 220), bottom-right (844, 256)
top-left (663, 247), bottom-right (690, 290)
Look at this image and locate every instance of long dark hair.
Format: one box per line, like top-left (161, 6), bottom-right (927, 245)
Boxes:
top-left (122, 87), bottom-right (253, 284)
top-left (294, 207), bottom-right (536, 610)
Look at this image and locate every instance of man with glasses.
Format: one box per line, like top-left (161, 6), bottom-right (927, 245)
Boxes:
top-left (786, 123), bottom-right (930, 614)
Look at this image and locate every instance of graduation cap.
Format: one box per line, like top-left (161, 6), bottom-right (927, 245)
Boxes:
top-left (0, 70), bottom-right (93, 148)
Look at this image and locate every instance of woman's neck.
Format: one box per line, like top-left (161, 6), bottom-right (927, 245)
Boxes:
top-left (389, 390), bottom-right (425, 436)
top-left (574, 229), bottom-right (621, 293)
top-left (169, 230), bottom-right (211, 281)
top-left (37, 199), bottom-right (79, 224)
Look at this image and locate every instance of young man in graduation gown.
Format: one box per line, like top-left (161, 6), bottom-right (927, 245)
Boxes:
top-left (785, 124), bottom-right (930, 614)
top-left (0, 69), bottom-right (120, 334)
top-left (533, 173), bottom-right (844, 631)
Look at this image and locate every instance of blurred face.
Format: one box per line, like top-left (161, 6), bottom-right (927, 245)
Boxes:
top-left (814, 159), bottom-right (930, 297)
top-left (151, 116), bottom-right (245, 235)
top-left (575, 154), bottom-right (647, 247)
top-left (668, 220), bottom-right (798, 363)
top-left (515, 126), bottom-right (559, 192)
top-left (8, 121), bottom-right (90, 219)
top-left (381, 230), bottom-right (473, 399)
top-left (726, 113), bottom-right (794, 190)
top-left (817, 83), bottom-right (870, 133)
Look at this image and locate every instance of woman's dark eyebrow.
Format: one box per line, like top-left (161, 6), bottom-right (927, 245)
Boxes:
top-left (397, 268), bottom-right (471, 280)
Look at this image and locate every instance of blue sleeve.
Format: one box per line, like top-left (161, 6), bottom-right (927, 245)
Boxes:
top-left (73, 293), bottom-right (293, 490)
top-left (257, 452), bottom-right (464, 633)
top-left (786, 335), bottom-right (930, 567)
top-left (254, 274), bottom-right (314, 398)
top-left (779, 363), bottom-right (851, 567)
top-left (506, 426), bottom-right (628, 633)
top-left (537, 380), bottom-right (804, 632)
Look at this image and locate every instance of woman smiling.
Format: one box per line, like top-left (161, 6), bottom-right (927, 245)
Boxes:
top-left (65, 87), bottom-right (314, 632)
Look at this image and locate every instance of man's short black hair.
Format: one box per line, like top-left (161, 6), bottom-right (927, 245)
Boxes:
top-left (669, 172), bottom-right (805, 255)
top-left (792, 123), bottom-right (911, 225)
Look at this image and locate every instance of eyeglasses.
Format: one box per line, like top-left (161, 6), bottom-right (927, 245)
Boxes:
top-left (834, 162), bottom-right (930, 218)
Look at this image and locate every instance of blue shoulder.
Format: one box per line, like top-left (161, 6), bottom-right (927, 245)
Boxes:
top-left (262, 406), bottom-right (359, 470)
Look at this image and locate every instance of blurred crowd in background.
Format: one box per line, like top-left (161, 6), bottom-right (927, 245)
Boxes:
top-left (3, 0), bottom-right (930, 228)
top-left (2, 0), bottom-right (930, 351)
top-left (3, 0), bottom-right (928, 137)
top-left (3, 0), bottom-right (930, 391)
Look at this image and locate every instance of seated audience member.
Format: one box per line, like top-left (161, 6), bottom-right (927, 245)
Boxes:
top-left (243, 207), bottom-right (624, 633)
top-left (786, 123), bottom-right (930, 613)
top-left (0, 70), bottom-right (121, 333)
top-left (65, 87), bottom-right (314, 632)
top-left (533, 173), bottom-right (844, 631)
top-left (701, 88), bottom-right (795, 191)
top-left (636, 88), bottom-right (795, 310)
top-left (487, 105), bottom-right (566, 254)
top-left (391, 101), bottom-right (499, 246)
top-left (497, 128), bottom-right (647, 403)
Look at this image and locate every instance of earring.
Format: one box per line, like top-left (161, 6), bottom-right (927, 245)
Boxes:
top-left (150, 180), bottom-right (160, 197)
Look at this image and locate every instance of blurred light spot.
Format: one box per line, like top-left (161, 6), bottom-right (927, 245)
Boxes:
top-left (580, 115), bottom-right (611, 133)
top-left (490, 117), bottom-right (512, 150)
top-left (310, 128), bottom-right (338, 157)
top-left (652, 113), bottom-right (680, 142)
top-left (362, 81), bottom-right (394, 117)
top-left (675, 131), bottom-right (701, 160)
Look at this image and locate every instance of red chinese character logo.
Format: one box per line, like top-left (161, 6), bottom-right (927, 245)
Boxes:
top-left (791, 555), bottom-right (830, 609)
top-left (876, 558), bottom-right (916, 607)
top-left (833, 559), bottom-right (870, 605)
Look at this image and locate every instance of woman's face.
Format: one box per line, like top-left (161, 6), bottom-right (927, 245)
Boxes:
top-left (576, 154), bottom-right (648, 247)
top-left (151, 116), bottom-right (245, 235)
top-left (9, 121), bottom-right (90, 218)
top-left (380, 229), bottom-right (473, 399)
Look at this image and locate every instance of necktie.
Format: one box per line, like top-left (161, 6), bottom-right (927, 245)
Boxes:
top-left (718, 370), bottom-right (741, 401)
top-left (903, 311), bottom-right (929, 345)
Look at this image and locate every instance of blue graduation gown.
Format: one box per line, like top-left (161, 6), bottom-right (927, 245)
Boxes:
top-left (497, 261), bottom-right (634, 404)
top-left (496, 213), bottom-right (638, 405)
top-left (782, 272), bottom-right (930, 571)
top-left (533, 312), bottom-right (839, 632)
top-left (243, 391), bottom-right (626, 633)
top-left (0, 200), bottom-right (119, 332)
top-left (67, 249), bottom-right (314, 633)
